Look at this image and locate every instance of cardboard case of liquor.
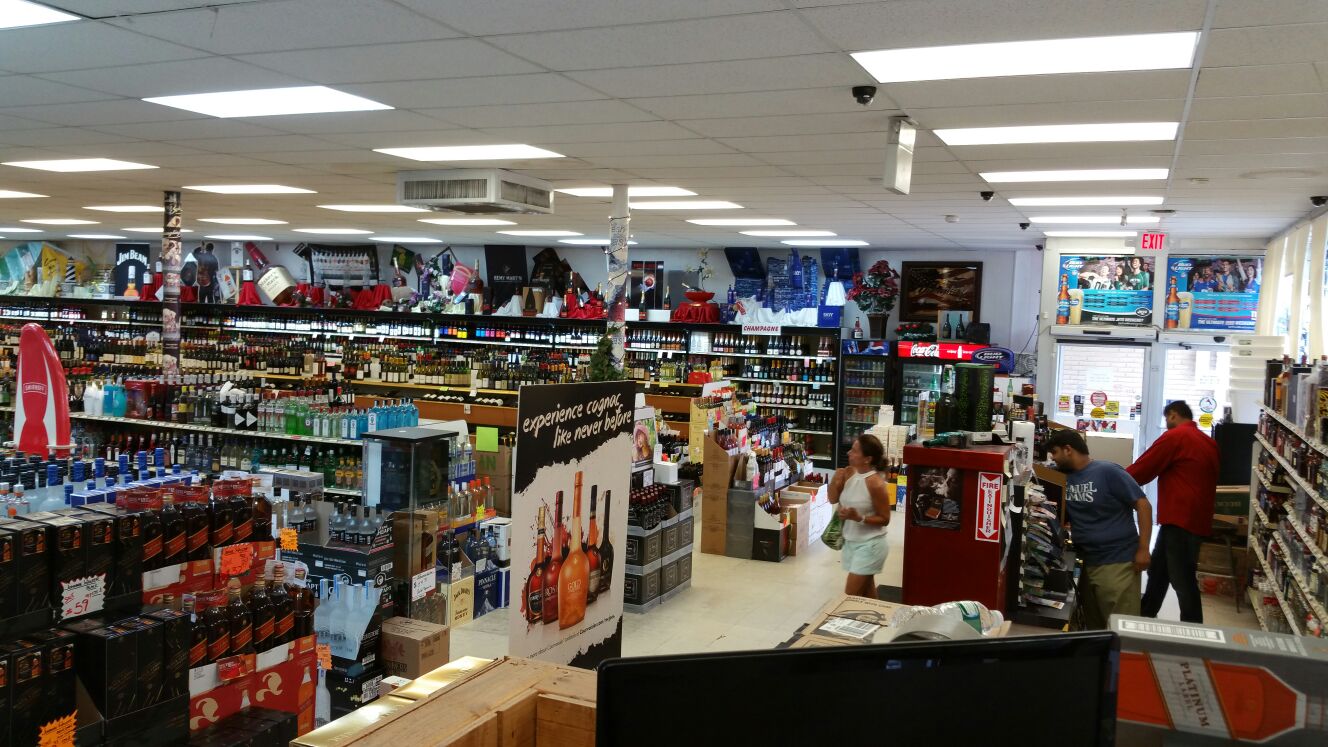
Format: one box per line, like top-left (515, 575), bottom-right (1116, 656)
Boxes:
top-left (188, 633), bottom-right (319, 737)
top-left (379, 616), bottom-right (450, 679)
top-left (1111, 615), bottom-right (1328, 746)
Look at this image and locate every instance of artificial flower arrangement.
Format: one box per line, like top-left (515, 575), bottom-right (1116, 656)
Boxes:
top-left (845, 260), bottom-right (900, 314)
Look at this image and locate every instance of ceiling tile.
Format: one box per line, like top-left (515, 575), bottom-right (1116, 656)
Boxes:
top-left (105, 0), bottom-right (461, 54)
top-left (239, 39), bottom-right (541, 84)
top-left (0, 99), bottom-right (202, 127)
top-left (480, 121), bottom-right (699, 144)
top-left (550, 139), bottom-right (736, 158)
top-left (716, 132), bottom-right (886, 153)
top-left (90, 119), bottom-right (287, 141)
top-left (1212, 1), bottom-right (1328, 28)
top-left (1203, 24), bottom-right (1328, 67)
top-left (347, 74), bottom-right (606, 109)
top-left (0, 75), bottom-right (122, 106)
top-left (258, 110), bottom-right (456, 135)
top-left (0, 21), bottom-right (204, 74)
top-left (886, 71), bottom-right (1192, 109)
top-left (488, 13), bottom-right (833, 70)
top-left (0, 127), bottom-right (142, 147)
top-left (395, 0), bottom-right (782, 35)
top-left (568, 54), bottom-right (862, 98)
top-left (679, 111), bottom-right (893, 138)
top-left (627, 87), bottom-right (896, 120)
top-left (1185, 118), bottom-right (1328, 140)
top-left (910, 99), bottom-right (1185, 128)
top-left (1189, 94), bottom-right (1328, 121)
top-left (44, 1), bottom-right (258, 15)
top-left (1193, 64), bottom-right (1324, 97)
top-left (163, 134), bottom-right (348, 154)
top-left (430, 100), bottom-right (658, 129)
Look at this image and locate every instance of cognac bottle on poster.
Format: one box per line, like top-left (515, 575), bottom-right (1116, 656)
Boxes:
top-left (585, 486), bottom-right (601, 605)
top-left (558, 472), bottom-right (589, 629)
top-left (524, 505), bottom-right (547, 624)
top-left (597, 490), bottom-right (614, 596)
top-left (542, 493), bottom-right (564, 626)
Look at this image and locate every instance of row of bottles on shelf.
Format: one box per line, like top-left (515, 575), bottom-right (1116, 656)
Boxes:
top-left (342, 342), bottom-right (592, 390)
top-left (738, 358), bottom-right (834, 383)
top-left (747, 383), bottom-right (832, 409)
top-left (709, 333), bottom-right (835, 358)
top-left (626, 329), bottom-right (687, 351)
top-left (1252, 536), bottom-right (1325, 636)
top-left (842, 404), bottom-right (883, 425)
top-left (1250, 568), bottom-right (1299, 635)
top-left (182, 567), bottom-right (314, 667)
top-left (1259, 413), bottom-right (1328, 495)
top-left (625, 355), bottom-right (690, 385)
top-left (842, 364), bottom-right (887, 387)
top-left (1264, 354), bottom-right (1328, 438)
top-left (522, 475), bottom-right (613, 629)
top-left (627, 484), bottom-right (671, 529)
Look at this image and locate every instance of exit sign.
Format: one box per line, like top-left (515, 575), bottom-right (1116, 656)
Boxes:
top-left (1140, 231), bottom-right (1167, 251)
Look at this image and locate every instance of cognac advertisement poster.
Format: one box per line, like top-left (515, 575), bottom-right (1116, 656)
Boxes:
top-left (509, 381), bottom-right (634, 668)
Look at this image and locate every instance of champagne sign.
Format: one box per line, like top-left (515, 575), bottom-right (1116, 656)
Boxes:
top-left (510, 381), bottom-right (634, 669)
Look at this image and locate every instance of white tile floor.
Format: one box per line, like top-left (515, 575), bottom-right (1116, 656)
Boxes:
top-left (453, 511), bottom-right (1257, 660)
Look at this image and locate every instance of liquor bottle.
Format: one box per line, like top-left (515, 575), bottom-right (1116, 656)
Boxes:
top-left (203, 590), bottom-right (230, 663)
top-left (524, 505), bottom-right (547, 625)
top-left (182, 498), bottom-right (210, 561)
top-left (555, 490), bottom-right (570, 561)
top-left (1164, 277), bottom-right (1180, 329)
top-left (249, 577), bottom-right (275, 653)
top-left (542, 496), bottom-right (563, 626)
top-left (558, 472), bottom-right (589, 629)
top-left (941, 314), bottom-right (952, 340)
top-left (160, 494), bottom-right (187, 566)
top-left (955, 315), bottom-right (967, 340)
top-left (853, 319), bottom-right (863, 340)
top-left (1055, 275), bottom-right (1071, 324)
top-left (585, 487), bottom-right (601, 605)
top-left (184, 595), bottom-right (208, 668)
top-left (141, 503), bottom-right (163, 571)
top-left (226, 576), bottom-right (254, 655)
top-left (597, 490), bottom-right (614, 596)
top-left (210, 491), bottom-right (234, 548)
top-left (230, 488), bottom-right (254, 544)
top-left (271, 565), bottom-right (295, 646)
top-left (244, 242), bottom-right (297, 305)
top-left (251, 490), bottom-right (274, 542)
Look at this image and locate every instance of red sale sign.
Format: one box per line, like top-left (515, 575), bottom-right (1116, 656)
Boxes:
top-left (975, 472), bottom-right (1002, 543)
top-left (1140, 232), bottom-right (1167, 251)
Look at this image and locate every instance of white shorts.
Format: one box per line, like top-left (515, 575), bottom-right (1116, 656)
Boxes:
top-left (842, 535), bottom-right (888, 575)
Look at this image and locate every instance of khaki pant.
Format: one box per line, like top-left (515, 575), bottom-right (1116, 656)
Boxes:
top-left (1080, 562), bottom-right (1141, 630)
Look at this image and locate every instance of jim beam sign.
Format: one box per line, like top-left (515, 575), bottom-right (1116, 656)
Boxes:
top-left (975, 472), bottom-right (1001, 543)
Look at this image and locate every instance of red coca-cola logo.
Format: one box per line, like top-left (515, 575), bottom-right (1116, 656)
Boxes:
top-left (908, 344), bottom-right (940, 357)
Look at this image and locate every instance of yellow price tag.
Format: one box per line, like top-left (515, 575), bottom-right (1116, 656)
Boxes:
top-left (317, 643), bottom-right (332, 671)
top-left (38, 712), bottom-right (76, 747)
top-left (279, 527), bottom-right (299, 552)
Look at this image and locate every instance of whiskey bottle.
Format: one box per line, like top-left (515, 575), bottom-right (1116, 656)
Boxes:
top-left (558, 472), bottom-right (589, 629)
top-left (203, 590), bottom-right (230, 663)
top-left (226, 577), bottom-right (254, 655)
top-left (249, 577), bottom-right (275, 653)
top-left (160, 494), bottom-right (187, 566)
top-left (184, 594), bottom-right (209, 668)
top-left (271, 565), bottom-right (295, 646)
top-left (597, 490), bottom-right (614, 596)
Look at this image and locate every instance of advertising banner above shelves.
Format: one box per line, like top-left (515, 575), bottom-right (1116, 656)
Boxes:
top-left (1056, 255), bottom-right (1155, 327)
top-left (1163, 256), bottom-right (1263, 331)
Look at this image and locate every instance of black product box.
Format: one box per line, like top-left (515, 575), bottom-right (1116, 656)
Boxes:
top-left (624, 561), bottom-right (662, 606)
top-left (661, 519), bottom-right (680, 557)
top-left (0, 647), bottom-right (9, 747)
top-left (1, 638), bottom-right (45, 746)
top-left (30, 515), bottom-right (88, 597)
top-left (226, 707), bottom-right (298, 747)
top-left (669, 480), bottom-right (695, 513)
top-left (329, 605), bottom-right (383, 676)
top-left (146, 608), bottom-right (190, 701)
top-left (6, 519), bottom-right (51, 615)
top-left (0, 528), bottom-right (15, 621)
top-left (103, 693), bottom-right (189, 747)
top-left (677, 549), bottom-right (693, 585)
top-left (28, 628), bottom-right (77, 731)
top-left (677, 510), bottom-right (694, 549)
top-left (752, 526), bottom-right (787, 563)
top-left (66, 620), bottom-right (138, 718)
top-left (328, 665), bottom-right (383, 718)
top-left (118, 616), bottom-right (164, 707)
top-left (625, 525), bottom-right (662, 567)
top-left (72, 511), bottom-right (116, 590)
top-left (660, 558), bottom-right (680, 594)
top-left (84, 504), bottom-right (145, 597)
top-left (290, 543), bottom-right (396, 615)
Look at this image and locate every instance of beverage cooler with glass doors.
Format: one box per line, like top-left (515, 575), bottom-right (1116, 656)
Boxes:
top-left (894, 341), bottom-right (985, 436)
top-left (838, 340), bottom-right (892, 466)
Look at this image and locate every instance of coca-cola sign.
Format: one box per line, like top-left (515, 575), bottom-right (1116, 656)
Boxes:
top-left (897, 341), bottom-right (980, 361)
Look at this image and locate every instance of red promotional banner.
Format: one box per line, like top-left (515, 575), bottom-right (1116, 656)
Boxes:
top-left (896, 341), bottom-right (984, 361)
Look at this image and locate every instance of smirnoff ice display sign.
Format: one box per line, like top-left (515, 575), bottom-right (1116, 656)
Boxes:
top-left (14, 323), bottom-right (71, 456)
top-left (510, 381), bottom-right (634, 668)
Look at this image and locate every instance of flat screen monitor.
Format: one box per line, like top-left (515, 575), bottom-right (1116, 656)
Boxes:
top-left (596, 632), bottom-right (1118, 746)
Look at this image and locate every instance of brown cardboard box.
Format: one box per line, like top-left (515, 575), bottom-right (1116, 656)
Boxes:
top-left (700, 521), bottom-right (726, 555)
top-left (445, 576), bottom-right (474, 628)
top-left (392, 510), bottom-right (439, 578)
top-left (782, 500), bottom-right (810, 556)
top-left (1197, 541), bottom-right (1244, 575)
top-left (379, 617), bottom-right (450, 679)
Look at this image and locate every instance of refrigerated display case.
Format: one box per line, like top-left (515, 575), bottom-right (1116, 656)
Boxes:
top-left (838, 341), bottom-right (892, 467)
top-left (893, 341), bottom-right (985, 434)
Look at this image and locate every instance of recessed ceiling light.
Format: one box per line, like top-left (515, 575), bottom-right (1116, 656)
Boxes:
top-left (0, 189), bottom-right (45, 198)
top-left (4, 158), bottom-right (156, 172)
top-left (782, 239), bottom-right (868, 247)
top-left (145, 85), bottom-right (391, 118)
top-left (1030, 215), bottom-right (1160, 225)
top-left (292, 228), bottom-right (372, 235)
top-left (851, 32), bottom-right (1199, 83)
top-left (1008, 196), bottom-right (1165, 206)
top-left (631, 200), bottom-right (741, 210)
top-left (122, 227), bottom-right (194, 233)
top-left (497, 230), bottom-right (582, 237)
top-left (368, 236), bottom-right (442, 244)
top-left (318, 204), bottom-right (429, 213)
top-left (418, 218), bottom-right (516, 226)
top-left (557, 187), bottom-right (695, 198)
top-left (0, 0), bottom-right (77, 29)
top-left (68, 234), bottom-right (126, 240)
top-left (21, 218), bottom-right (97, 225)
top-left (981, 169), bottom-right (1169, 183)
top-left (559, 239), bottom-right (639, 245)
top-left (205, 234), bottom-right (272, 241)
top-left (0, 226), bottom-right (41, 232)
top-left (688, 218), bottom-right (796, 226)
top-left (374, 144), bottom-right (564, 161)
top-left (198, 218), bottom-right (288, 225)
top-left (84, 205), bottom-right (162, 213)
top-left (935, 122), bottom-right (1179, 146)
top-left (185, 184), bottom-right (315, 194)
top-left (740, 230), bottom-right (837, 237)
top-left (1044, 230), bottom-right (1137, 237)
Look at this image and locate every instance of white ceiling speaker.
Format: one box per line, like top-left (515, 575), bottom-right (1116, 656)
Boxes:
top-left (396, 169), bottom-right (554, 215)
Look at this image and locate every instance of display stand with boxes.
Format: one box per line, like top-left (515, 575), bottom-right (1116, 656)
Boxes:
top-left (625, 460), bottom-right (695, 613)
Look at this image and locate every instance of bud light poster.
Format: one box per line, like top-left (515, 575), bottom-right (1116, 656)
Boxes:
top-left (1163, 256), bottom-right (1262, 331)
top-left (1056, 255), bottom-right (1154, 327)
top-left (510, 381), bottom-right (634, 669)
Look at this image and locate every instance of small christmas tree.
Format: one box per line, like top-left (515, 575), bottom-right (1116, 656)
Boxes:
top-left (588, 331), bottom-right (625, 381)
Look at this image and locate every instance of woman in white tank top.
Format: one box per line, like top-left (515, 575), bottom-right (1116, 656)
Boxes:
top-left (828, 434), bottom-right (892, 599)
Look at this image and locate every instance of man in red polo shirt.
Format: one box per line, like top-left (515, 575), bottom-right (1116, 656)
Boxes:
top-left (1127, 401), bottom-right (1220, 623)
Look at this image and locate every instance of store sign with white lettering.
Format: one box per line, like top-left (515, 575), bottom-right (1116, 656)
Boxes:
top-left (975, 472), bottom-right (1001, 543)
top-left (740, 324), bottom-right (782, 336)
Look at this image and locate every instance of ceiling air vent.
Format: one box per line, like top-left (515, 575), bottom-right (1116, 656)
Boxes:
top-left (396, 169), bottom-right (554, 214)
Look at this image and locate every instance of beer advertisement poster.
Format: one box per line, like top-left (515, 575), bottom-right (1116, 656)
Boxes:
top-left (1056, 255), bottom-right (1154, 327)
top-left (112, 243), bottom-right (150, 298)
top-left (1164, 256), bottom-right (1262, 331)
top-left (509, 381), bottom-right (635, 668)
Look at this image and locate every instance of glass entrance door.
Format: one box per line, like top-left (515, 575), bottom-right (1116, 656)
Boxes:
top-left (1148, 343), bottom-right (1232, 443)
top-left (1053, 342), bottom-right (1152, 459)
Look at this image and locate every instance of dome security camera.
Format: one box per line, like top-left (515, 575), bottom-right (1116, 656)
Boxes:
top-left (851, 85), bottom-right (877, 106)
top-left (1019, 222), bottom-right (1030, 231)
top-left (980, 191), bottom-right (994, 202)
top-left (1312, 196), bottom-right (1328, 207)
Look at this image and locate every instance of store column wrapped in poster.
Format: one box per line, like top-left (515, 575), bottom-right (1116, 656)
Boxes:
top-left (1056, 255), bottom-right (1155, 326)
top-left (510, 381), bottom-right (635, 668)
top-left (1163, 256), bottom-right (1262, 331)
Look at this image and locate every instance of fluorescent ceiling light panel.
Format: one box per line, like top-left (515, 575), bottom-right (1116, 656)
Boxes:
top-left (740, 230), bottom-right (837, 237)
top-left (292, 228), bottom-right (372, 235)
top-left (935, 122), bottom-right (1178, 146)
top-left (199, 218), bottom-right (288, 225)
top-left (1044, 230), bottom-right (1137, 237)
top-left (0, 1), bottom-right (78, 30)
top-left (0, 227), bottom-right (41, 232)
top-left (22, 218), bottom-right (96, 225)
top-left (851, 32), bottom-right (1199, 83)
top-left (318, 204), bottom-right (428, 213)
top-left (68, 234), bottom-right (125, 240)
top-left (497, 230), bottom-right (582, 237)
top-left (1008, 196), bottom-right (1164, 206)
top-left (1030, 215), bottom-right (1160, 225)
top-left (84, 205), bottom-right (162, 213)
top-left (185, 184), bottom-right (314, 194)
top-left (374, 144), bottom-right (564, 161)
top-left (144, 86), bottom-right (390, 118)
top-left (557, 187), bottom-right (695, 198)
top-left (206, 234), bottom-right (272, 241)
top-left (4, 158), bottom-right (156, 172)
top-left (631, 201), bottom-right (741, 210)
top-left (369, 236), bottom-right (441, 244)
top-left (559, 239), bottom-right (638, 245)
top-left (123, 227), bottom-right (193, 233)
top-left (419, 218), bottom-right (515, 226)
top-left (0, 189), bottom-right (45, 198)
top-left (782, 239), bottom-right (867, 247)
top-left (688, 218), bottom-right (795, 226)
top-left (981, 168), bottom-right (1168, 183)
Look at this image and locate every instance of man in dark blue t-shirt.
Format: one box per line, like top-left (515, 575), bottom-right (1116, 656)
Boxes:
top-left (1047, 430), bottom-right (1153, 630)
